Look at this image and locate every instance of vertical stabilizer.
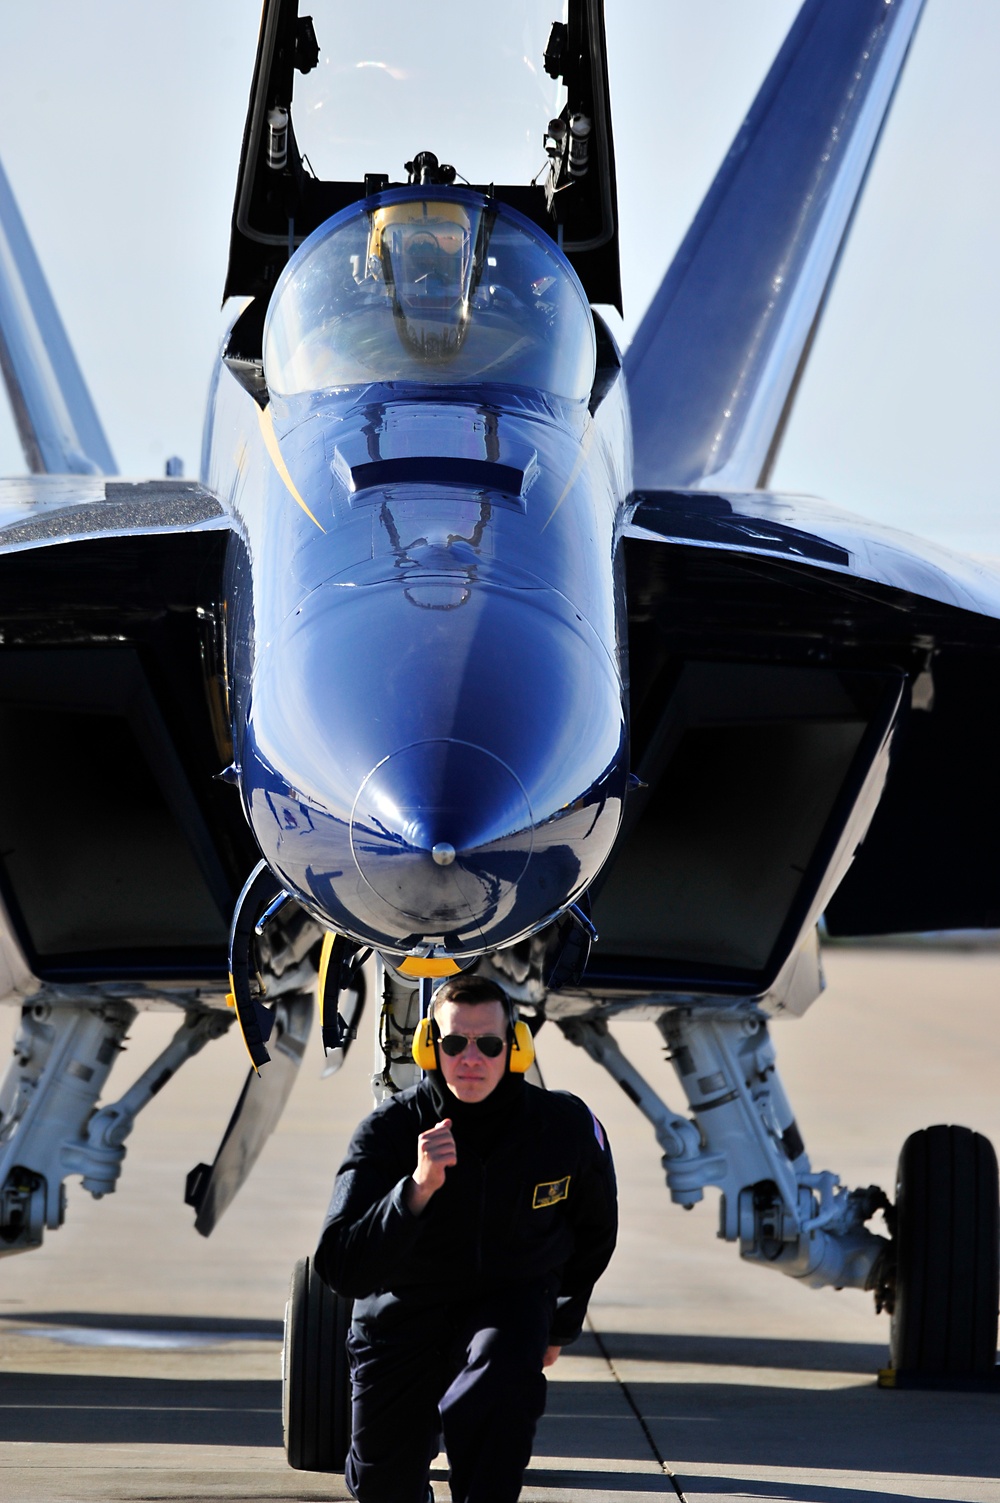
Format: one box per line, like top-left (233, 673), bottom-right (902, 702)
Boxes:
top-left (625, 0), bottom-right (924, 493)
top-left (0, 157), bottom-right (116, 475)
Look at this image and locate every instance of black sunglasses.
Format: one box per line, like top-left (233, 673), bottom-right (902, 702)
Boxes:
top-left (438, 1032), bottom-right (506, 1059)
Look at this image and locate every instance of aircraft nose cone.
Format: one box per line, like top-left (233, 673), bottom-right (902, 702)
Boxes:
top-left (350, 739), bottom-right (533, 932)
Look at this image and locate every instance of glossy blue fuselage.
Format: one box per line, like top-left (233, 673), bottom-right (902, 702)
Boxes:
top-left (204, 313), bottom-right (631, 957)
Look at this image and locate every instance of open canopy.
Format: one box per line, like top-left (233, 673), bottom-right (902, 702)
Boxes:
top-left (225, 0), bottom-right (620, 312)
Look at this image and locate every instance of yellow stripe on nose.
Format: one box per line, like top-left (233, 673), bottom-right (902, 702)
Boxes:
top-left (256, 405), bottom-right (326, 533)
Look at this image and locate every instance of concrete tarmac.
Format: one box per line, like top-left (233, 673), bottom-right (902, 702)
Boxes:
top-left (1, 947), bottom-right (998, 1501)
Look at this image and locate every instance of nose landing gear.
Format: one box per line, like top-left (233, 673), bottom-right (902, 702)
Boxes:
top-left (283, 1255), bottom-right (353, 1472)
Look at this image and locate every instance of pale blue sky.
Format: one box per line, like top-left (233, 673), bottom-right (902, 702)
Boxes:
top-left (0, 2), bottom-right (996, 551)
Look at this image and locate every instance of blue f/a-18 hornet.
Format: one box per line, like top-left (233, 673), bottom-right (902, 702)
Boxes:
top-left (0, 0), bottom-right (996, 1460)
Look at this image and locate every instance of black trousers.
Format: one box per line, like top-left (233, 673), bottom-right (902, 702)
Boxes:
top-left (345, 1282), bottom-right (552, 1503)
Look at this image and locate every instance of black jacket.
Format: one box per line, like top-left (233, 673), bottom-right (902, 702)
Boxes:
top-left (315, 1074), bottom-right (617, 1345)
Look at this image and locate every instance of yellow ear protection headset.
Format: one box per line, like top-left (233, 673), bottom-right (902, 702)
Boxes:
top-left (411, 978), bottom-right (534, 1074)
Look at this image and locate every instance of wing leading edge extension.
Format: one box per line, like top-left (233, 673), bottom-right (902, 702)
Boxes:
top-left (624, 0), bottom-right (925, 492)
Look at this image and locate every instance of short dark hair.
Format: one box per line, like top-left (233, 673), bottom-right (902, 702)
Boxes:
top-left (433, 974), bottom-right (509, 1012)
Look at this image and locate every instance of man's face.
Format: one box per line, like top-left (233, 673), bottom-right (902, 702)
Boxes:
top-left (434, 999), bottom-right (508, 1104)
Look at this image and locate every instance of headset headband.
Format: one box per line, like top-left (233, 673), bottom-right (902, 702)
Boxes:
top-left (430, 977), bottom-right (515, 1030)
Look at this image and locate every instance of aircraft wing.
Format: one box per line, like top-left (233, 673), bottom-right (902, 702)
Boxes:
top-left (627, 489), bottom-right (1000, 621)
top-left (0, 154), bottom-right (257, 994)
top-left (0, 468), bottom-right (313, 1230)
top-left (579, 0), bottom-right (1000, 1007)
top-left (0, 477), bottom-right (258, 991)
top-left (0, 474), bottom-right (226, 552)
top-left (584, 493), bottom-right (1000, 999)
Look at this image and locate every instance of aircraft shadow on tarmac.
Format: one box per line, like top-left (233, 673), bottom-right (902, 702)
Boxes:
top-left (669, 1483), bottom-right (996, 1503)
top-left (0, 1310), bottom-right (284, 1338)
top-left (2, 1319), bottom-right (996, 1497)
top-left (0, 1372), bottom-right (283, 1447)
top-left (648, 1381), bottom-right (1000, 1488)
top-left (585, 1332), bottom-right (1000, 1495)
top-left (0, 1312), bottom-right (285, 1448)
top-left (589, 1330), bottom-right (889, 1374)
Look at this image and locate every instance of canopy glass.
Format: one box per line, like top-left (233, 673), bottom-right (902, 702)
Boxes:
top-left (264, 189), bottom-right (596, 401)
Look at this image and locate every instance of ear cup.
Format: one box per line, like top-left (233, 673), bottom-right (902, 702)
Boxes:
top-left (411, 1015), bottom-right (438, 1071)
top-left (508, 1019), bottom-right (535, 1073)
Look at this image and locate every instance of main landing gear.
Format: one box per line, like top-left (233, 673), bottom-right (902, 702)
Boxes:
top-left (559, 1005), bottom-right (999, 1384)
top-left (0, 998), bottom-right (233, 1255)
top-left (888, 1125), bottom-right (999, 1379)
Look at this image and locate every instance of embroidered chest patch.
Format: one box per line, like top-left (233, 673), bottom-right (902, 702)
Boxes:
top-left (532, 1175), bottom-right (570, 1209)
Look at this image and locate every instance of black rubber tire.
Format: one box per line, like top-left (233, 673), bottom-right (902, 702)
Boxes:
top-left (283, 1255), bottom-right (353, 1471)
top-left (890, 1124), bottom-right (999, 1376)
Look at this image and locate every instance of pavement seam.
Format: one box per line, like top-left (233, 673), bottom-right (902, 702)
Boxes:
top-left (585, 1317), bottom-right (687, 1500)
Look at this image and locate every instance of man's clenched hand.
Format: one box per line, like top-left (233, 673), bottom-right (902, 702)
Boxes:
top-left (404, 1119), bottom-right (457, 1216)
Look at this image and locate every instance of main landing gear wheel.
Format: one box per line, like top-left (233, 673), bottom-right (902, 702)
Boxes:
top-left (283, 1256), bottom-right (353, 1470)
top-left (890, 1125), bottom-right (999, 1377)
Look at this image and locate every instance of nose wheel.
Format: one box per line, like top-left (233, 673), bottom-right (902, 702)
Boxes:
top-left (283, 1256), bottom-right (353, 1471)
top-left (889, 1125), bottom-right (999, 1379)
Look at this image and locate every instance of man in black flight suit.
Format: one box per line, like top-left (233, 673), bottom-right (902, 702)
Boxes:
top-left (315, 973), bottom-right (618, 1503)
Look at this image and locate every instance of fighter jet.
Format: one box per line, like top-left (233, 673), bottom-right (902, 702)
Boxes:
top-left (0, 0), bottom-right (996, 1467)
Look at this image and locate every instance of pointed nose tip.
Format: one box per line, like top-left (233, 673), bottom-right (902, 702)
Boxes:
top-left (350, 740), bottom-right (532, 931)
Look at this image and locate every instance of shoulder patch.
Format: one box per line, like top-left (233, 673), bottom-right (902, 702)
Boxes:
top-left (532, 1175), bottom-right (570, 1209)
top-left (590, 1111), bottom-right (605, 1150)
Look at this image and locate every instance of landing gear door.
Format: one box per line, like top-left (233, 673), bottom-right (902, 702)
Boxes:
top-left (185, 991), bottom-right (313, 1236)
